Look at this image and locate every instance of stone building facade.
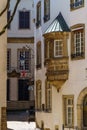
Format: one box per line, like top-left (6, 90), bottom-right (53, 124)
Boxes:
top-left (34, 0), bottom-right (87, 130)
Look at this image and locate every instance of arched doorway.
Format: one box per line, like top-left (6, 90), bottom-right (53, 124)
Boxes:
top-left (77, 88), bottom-right (87, 130)
top-left (83, 95), bottom-right (87, 127)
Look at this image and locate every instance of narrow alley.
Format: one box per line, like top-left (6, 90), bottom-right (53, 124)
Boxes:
top-left (7, 111), bottom-right (36, 130)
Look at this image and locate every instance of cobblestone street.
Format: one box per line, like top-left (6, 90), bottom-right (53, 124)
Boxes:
top-left (7, 111), bottom-right (36, 130)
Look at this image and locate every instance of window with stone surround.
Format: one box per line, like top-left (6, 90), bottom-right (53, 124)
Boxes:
top-left (44, 0), bottom-right (50, 22)
top-left (70, 0), bottom-right (84, 10)
top-left (18, 49), bottom-right (31, 71)
top-left (36, 1), bottom-right (41, 28)
top-left (19, 11), bottom-right (30, 29)
top-left (45, 81), bottom-right (52, 112)
top-left (36, 41), bottom-right (42, 69)
top-left (36, 80), bottom-right (42, 111)
top-left (54, 40), bottom-right (63, 57)
top-left (71, 24), bottom-right (85, 60)
top-left (63, 95), bottom-right (74, 127)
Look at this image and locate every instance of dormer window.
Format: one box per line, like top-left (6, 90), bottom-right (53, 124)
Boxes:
top-left (70, 0), bottom-right (84, 10)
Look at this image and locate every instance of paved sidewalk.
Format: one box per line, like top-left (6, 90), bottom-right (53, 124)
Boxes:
top-left (7, 110), bottom-right (36, 130)
top-left (7, 121), bottom-right (36, 130)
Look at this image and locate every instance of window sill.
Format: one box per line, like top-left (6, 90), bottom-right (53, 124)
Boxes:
top-left (70, 5), bottom-right (84, 11)
top-left (71, 53), bottom-right (85, 60)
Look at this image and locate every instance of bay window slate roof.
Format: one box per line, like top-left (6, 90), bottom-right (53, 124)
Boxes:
top-left (44, 12), bottom-right (70, 34)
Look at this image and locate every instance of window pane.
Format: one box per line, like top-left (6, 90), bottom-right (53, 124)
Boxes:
top-left (19, 11), bottom-right (30, 29)
top-left (54, 40), bottom-right (63, 57)
top-left (74, 29), bottom-right (84, 55)
top-left (63, 96), bottom-right (73, 126)
top-left (18, 50), bottom-right (31, 71)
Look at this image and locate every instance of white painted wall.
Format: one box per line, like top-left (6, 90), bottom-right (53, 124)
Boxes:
top-left (34, 0), bottom-right (87, 130)
top-left (8, 0), bottom-right (34, 38)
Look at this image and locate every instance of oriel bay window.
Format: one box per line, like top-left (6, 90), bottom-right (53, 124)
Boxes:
top-left (63, 95), bottom-right (74, 127)
top-left (71, 24), bottom-right (85, 60)
top-left (44, 38), bottom-right (66, 61)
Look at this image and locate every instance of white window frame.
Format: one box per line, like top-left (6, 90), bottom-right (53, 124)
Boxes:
top-left (66, 98), bottom-right (73, 126)
top-left (74, 29), bottom-right (84, 54)
top-left (18, 49), bottom-right (31, 71)
top-left (54, 40), bottom-right (63, 57)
